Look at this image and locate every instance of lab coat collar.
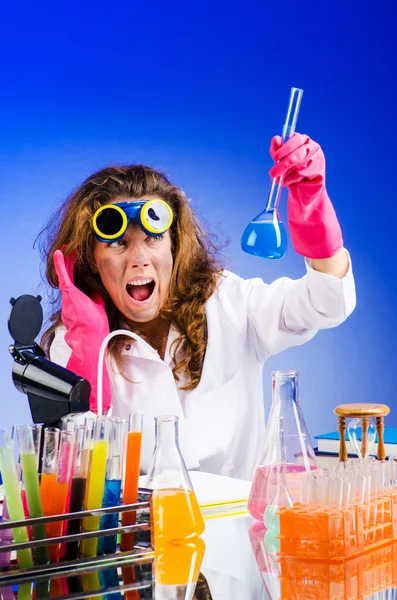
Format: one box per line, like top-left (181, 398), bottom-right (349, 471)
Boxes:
top-left (118, 323), bottom-right (182, 366)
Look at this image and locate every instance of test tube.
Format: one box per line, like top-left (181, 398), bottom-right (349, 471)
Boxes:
top-left (31, 424), bottom-right (43, 469)
top-left (99, 417), bottom-right (128, 555)
top-left (81, 417), bottom-right (110, 557)
top-left (17, 425), bottom-right (50, 565)
top-left (64, 422), bottom-right (93, 562)
top-left (389, 456), bottom-right (397, 488)
top-left (120, 414), bottom-right (143, 552)
top-left (40, 428), bottom-right (61, 519)
top-left (0, 429), bottom-right (33, 569)
top-left (47, 429), bottom-right (76, 562)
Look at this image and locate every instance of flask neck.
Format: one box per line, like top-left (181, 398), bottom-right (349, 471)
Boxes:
top-left (155, 416), bottom-right (179, 450)
top-left (271, 371), bottom-right (299, 414)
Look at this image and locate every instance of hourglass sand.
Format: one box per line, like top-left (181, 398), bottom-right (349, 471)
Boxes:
top-left (334, 404), bottom-right (390, 462)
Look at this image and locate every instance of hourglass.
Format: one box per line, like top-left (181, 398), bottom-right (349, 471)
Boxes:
top-left (334, 404), bottom-right (390, 462)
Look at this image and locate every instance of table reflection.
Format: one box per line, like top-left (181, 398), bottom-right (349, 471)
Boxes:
top-left (248, 519), bottom-right (397, 600)
top-left (4, 509), bottom-right (397, 599)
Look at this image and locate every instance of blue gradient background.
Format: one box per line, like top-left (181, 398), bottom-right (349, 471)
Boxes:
top-left (1, 1), bottom-right (396, 441)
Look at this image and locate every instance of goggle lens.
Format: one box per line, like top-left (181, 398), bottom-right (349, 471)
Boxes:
top-left (95, 206), bottom-right (126, 237)
top-left (140, 200), bottom-right (173, 234)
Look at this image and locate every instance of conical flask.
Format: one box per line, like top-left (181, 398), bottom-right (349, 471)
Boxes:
top-left (248, 370), bottom-right (317, 520)
top-left (145, 415), bottom-right (205, 544)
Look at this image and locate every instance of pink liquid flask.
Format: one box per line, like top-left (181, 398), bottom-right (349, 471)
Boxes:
top-left (248, 370), bottom-right (318, 521)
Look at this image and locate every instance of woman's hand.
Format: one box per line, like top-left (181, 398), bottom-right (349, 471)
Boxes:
top-left (54, 249), bottom-right (111, 412)
top-left (269, 133), bottom-right (344, 262)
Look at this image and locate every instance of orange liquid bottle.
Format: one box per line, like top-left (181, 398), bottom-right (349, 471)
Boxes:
top-left (146, 416), bottom-right (205, 546)
top-left (153, 488), bottom-right (204, 543)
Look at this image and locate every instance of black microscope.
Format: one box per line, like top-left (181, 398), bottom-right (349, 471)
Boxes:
top-left (8, 294), bottom-right (90, 426)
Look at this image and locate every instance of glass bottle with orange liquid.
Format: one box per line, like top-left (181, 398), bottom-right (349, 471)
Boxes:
top-left (145, 415), bottom-right (205, 545)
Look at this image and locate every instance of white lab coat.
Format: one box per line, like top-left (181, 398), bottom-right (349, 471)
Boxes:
top-left (50, 257), bottom-right (356, 481)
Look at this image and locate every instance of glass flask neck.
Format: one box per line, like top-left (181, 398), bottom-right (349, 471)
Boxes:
top-left (155, 416), bottom-right (179, 449)
top-left (146, 415), bottom-right (194, 491)
top-left (271, 370), bottom-right (299, 414)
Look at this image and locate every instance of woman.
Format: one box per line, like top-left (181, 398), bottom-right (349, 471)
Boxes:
top-left (41, 133), bottom-right (356, 479)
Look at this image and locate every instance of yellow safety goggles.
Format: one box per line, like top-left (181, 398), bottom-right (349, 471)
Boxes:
top-left (92, 200), bottom-right (173, 242)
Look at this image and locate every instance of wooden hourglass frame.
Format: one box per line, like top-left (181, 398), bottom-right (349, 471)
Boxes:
top-left (334, 403), bottom-right (390, 461)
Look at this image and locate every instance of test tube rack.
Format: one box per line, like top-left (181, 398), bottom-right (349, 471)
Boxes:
top-left (0, 488), bottom-right (154, 596)
top-left (279, 541), bottom-right (397, 600)
top-left (278, 489), bottom-right (397, 561)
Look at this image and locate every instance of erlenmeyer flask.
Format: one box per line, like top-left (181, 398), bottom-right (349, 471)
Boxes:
top-left (248, 370), bottom-right (317, 521)
top-left (145, 416), bottom-right (205, 543)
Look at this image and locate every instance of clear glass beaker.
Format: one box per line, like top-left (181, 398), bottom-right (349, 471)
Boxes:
top-left (145, 416), bottom-right (204, 544)
top-left (248, 370), bottom-right (317, 520)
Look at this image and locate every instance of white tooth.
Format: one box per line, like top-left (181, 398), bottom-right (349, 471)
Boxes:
top-left (127, 279), bottom-right (153, 286)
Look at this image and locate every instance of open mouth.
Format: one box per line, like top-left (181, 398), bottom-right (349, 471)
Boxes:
top-left (126, 279), bottom-right (155, 302)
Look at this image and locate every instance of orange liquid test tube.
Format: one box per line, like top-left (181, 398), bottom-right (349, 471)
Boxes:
top-left (121, 414), bottom-right (143, 600)
top-left (120, 414), bottom-right (143, 551)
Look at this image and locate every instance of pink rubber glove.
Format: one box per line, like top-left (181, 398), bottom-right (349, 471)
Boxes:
top-left (53, 249), bottom-right (111, 413)
top-left (269, 133), bottom-right (343, 259)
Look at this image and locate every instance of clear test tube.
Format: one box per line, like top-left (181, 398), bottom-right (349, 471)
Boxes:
top-left (17, 425), bottom-right (50, 565)
top-left (120, 413), bottom-right (143, 552)
top-left (40, 428), bottom-right (60, 517)
top-left (31, 424), bottom-right (43, 470)
top-left (389, 456), bottom-right (397, 488)
top-left (0, 429), bottom-right (33, 569)
top-left (99, 417), bottom-right (128, 554)
top-left (299, 471), bottom-right (311, 505)
top-left (81, 416), bottom-right (110, 557)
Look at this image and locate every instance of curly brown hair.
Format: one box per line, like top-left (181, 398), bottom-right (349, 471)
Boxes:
top-left (39, 164), bottom-right (223, 391)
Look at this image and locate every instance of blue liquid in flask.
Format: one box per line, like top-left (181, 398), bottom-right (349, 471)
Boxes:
top-left (241, 87), bottom-right (303, 261)
top-left (241, 211), bottom-right (287, 260)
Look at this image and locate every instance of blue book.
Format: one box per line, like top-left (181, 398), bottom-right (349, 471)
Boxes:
top-left (315, 426), bottom-right (397, 455)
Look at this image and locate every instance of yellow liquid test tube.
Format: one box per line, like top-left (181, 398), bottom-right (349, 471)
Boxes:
top-left (81, 417), bottom-right (109, 557)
